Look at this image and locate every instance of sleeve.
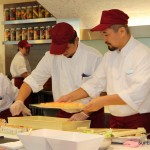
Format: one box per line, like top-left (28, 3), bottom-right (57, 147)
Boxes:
top-left (0, 74), bottom-right (18, 105)
top-left (24, 52), bottom-right (52, 93)
top-left (5, 77), bottom-right (19, 101)
top-left (81, 56), bottom-right (107, 98)
top-left (94, 53), bottom-right (103, 70)
top-left (118, 54), bottom-right (150, 111)
top-left (87, 45), bottom-right (103, 72)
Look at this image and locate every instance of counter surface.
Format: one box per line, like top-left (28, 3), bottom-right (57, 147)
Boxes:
top-left (0, 132), bottom-right (150, 150)
top-left (0, 137), bottom-right (150, 150)
top-left (108, 143), bottom-right (150, 150)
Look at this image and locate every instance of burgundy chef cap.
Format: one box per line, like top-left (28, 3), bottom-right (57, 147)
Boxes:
top-left (18, 40), bottom-right (32, 48)
top-left (50, 22), bottom-right (75, 55)
top-left (91, 9), bottom-right (129, 31)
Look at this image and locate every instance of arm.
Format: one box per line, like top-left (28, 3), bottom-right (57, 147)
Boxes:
top-left (57, 88), bottom-right (89, 102)
top-left (69, 93), bottom-right (126, 121)
top-left (83, 94), bottom-right (126, 114)
top-left (0, 73), bottom-right (18, 109)
top-left (16, 82), bottom-right (32, 102)
top-left (10, 52), bottom-right (52, 116)
top-left (24, 52), bottom-right (52, 93)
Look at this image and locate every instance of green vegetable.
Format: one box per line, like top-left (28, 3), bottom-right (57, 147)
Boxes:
top-left (103, 128), bottom-right (113, 138)
top-left (82, 128), bottom-right (95, 134)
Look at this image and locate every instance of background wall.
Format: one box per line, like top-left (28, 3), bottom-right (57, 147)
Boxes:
top-left (5, 44), bottom-right (50, 78)
top-left (5, 36), bottom-right (150, 77)
top-left (82, 40), bottom-right (107, 55)
top-left (2, 1), bottom-right (150, 76)
top-left (4, 1), bottom-right (56, 77)
top-left (82, 37), bottom-right (150, 55)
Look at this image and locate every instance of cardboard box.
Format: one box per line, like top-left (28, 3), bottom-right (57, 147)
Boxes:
top-left (18, 129), bottom-right (104, 150)
top-left (8, 116), bottom-right (91, 131)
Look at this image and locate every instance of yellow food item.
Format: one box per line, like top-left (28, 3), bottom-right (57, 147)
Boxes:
top-left (76, 127), bottom-right (146, 138)
top-left (39, 102), bottom-right (85, 109)
top-left (0, 123), bottom-right (31, 134)
top-left (112, 128), bottom-right (146, 137)
top-left (0, 118), bottom-right (6, 124)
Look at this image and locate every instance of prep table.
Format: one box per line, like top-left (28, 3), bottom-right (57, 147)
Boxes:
top-left (0, 133), bottom-right (150, 150)
top-left (0, 140), bottom-right (150, 150)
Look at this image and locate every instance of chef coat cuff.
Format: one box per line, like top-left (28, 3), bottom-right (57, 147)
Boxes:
top-left (81, 83), bottom-right (98, 98)
top-left (118, 92), bottom-right (139, 112)
top-left (24, 76), bottom-right (43, 93)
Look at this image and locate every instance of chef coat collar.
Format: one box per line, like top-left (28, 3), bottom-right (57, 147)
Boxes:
top-left (62, 42), bottom-right (81, 61)
top-left (118, 36), bottom-right (134, 57)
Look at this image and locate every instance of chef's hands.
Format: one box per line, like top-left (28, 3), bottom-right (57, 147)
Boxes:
top-left (69, 112), bottom-right (89, 121)
top-left (69, 97), bottom-right (103, 121)
top-left (57, 94), bottom-right (72, 103)
top-left (22, 105), bottom-right (32, 116)
top-left (10, 100), bottom-right (25, 116)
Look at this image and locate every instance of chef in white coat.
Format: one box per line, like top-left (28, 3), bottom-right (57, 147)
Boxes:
top-left (56, 9), bottom-right (150, 138)
top-left (10, 22), bottom-right (105, 128)
top-left (10, 40), bottom-right (31, 84)
top-left (0, 73), bottom-right (31, 122)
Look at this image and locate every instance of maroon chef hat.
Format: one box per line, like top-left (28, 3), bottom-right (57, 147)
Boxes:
top-left (50, 22), bottom-right (75, 55)
top-left (18, 40), bottom-right (32, 48)
top-left (91, 9), bottom-right (129, 31)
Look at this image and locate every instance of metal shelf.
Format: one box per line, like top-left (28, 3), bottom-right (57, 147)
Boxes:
top-left (2, 17), bottom-right (55, 45)
top-left (2, 17), bottom-right (56, 25)
top-left (3, 39), bottom-right (52, 45)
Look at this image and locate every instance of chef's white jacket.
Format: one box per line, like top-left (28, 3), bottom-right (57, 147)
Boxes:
top-left (24, 42), bottom-right (103, 104)
top-left (10, 51), bottom-right (31, 77)
top-left (0, 73), bottom-right (18, 112)
top-left (82, 36), bottom-right (150, 116)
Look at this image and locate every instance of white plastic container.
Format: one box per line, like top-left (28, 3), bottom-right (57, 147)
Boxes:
top-left (18, 129), bottom-right (104, 150)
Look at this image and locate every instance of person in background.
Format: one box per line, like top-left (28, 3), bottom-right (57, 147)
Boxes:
top-left (10, 40), bottom-right (32, 108)
top-left (10, 40), bottom-right (32, 88)
top-left (9, 22), bottom-right (105, 128)
top-left (56, 9), bottom-right (150, 137)
top-left (0, 73), bottom-right (31, 122)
